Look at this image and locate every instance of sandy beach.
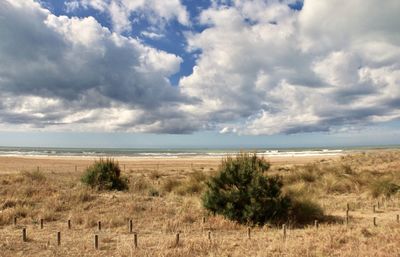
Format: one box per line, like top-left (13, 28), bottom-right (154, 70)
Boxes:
top-left (1, 150), bottom-right (400, 257)
top-left (0, 154), bottom-right (341, 174)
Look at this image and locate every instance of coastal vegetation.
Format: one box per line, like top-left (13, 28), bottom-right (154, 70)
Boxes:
top-left (0, 151), bottom-right (400, 256)
top-left (204, 153), bottom-right (306, 225)
top-left (81, 158), bottom-right (128, 191)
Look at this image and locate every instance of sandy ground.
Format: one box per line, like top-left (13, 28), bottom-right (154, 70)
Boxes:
top-left (0, 154), bottom-right (340, 174)
top-left (1, 151), bottom-right (400, 256)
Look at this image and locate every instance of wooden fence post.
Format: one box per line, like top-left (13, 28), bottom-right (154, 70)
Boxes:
top-left (314, 220), bottom-right (319, 229)
top-left (40, 219), bottom-right (44, 229)
top-left (282, 224), bottom-right (287, 240)
top-left (373, 217), bottom-right (377, 226)
top-left (22, 228), bottom-right (27, 242)
top-left (57, 232), bottom-right (61, 246)
top-left (373, 205), bottom-right (376, 213)
top-left (68, 219), bottom-right (71, 229)
top-left (129, 219), bottom-right (133, 233)
top-left (397, 214), bottom-right (399, 223)
top-left (133, 233), bottom-right (138, 248)
top-left (98, 221), bottom-right (101, 231)
top-left (175, 233), bottom-right (180, 247)
top-left (14, 216), bottom-right (17, 226)
top-left (208, 231), bottom-right (211, 241)
top-left (94, 234), bottom-right (99, 249)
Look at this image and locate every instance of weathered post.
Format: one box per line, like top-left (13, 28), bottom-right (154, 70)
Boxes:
top-left (94, 234), bottom-right (99, 249)
top-left (282, 224), bottom-right (287, 240)
top-left (22, 228), bottom-right (27, 242)
top-left (247, 227), bottom-right (251, 239)
top-left (373, 205), bottom-right (376, 213)
top-left (208, 231), bottom-right (212, 241)
top-left (40, 218), bottom-right (44, 229)
top-left (397, 214), bottom-right (399, 223)
top-left (14, 216), bottom-right (17, 226)
top-left (129, 219), bottom-right (133, 233)
top-left (133, 233), bottom-right (138, 248)
top-left (98, 221), bottom-right (101, 231)
top-left (175, 233), bottom-right (180, 247)
top-left (373, 217), bottom-right (377, 226)
top-left (68, 219), bottom-right (71, 229)
top-left (57, 232), bottom-right (61, 246)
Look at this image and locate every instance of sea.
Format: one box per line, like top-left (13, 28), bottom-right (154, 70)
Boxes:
top-left (0, 146), bottom-right (396, 158)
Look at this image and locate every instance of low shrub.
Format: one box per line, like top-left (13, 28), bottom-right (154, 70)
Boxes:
top-left (202, 153), bottom-right (291, 225)
top-left (81, 158), bottom-right (128, 191)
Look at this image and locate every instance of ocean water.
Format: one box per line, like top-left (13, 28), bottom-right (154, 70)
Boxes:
top-left (0, 146), bottom-right (395, 158)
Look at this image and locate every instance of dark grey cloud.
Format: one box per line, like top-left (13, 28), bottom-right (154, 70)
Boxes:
top-left (0, 0), bottom-right (195, 132)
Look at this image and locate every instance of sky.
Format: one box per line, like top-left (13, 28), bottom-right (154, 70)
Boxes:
top-left (0, 0), bottom-right (400, 148)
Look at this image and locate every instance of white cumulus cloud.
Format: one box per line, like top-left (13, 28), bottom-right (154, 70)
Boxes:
top-left (0, 0), bottom-right (196, 133)
top-left (70, 0), bottom-right (190, 33)
top-left (179, 0), bottom-right (400, 135)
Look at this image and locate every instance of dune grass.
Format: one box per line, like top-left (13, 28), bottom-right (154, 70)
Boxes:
top-left (0, 151), bottom-right (400, 256)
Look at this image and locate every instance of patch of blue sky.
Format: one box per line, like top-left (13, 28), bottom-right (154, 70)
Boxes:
top-left (288, 1), bottom-right (304, 11)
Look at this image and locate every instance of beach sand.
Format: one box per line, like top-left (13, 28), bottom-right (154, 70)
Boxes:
top-left (0, 154), bottom-right (340, 174)
top-left (1, 151), bottom-right (400, 257)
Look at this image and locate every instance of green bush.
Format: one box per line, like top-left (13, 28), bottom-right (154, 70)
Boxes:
top-left (81, 158), bottom-right (128, 191)
top-left (202, 153), bottom-right (291, 225)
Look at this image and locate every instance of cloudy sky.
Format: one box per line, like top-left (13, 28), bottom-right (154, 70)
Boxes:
top-left (0, 0), bottom-right (399, 148)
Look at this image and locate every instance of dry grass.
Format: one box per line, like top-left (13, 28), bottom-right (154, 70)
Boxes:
top-left (1, 151), bottom-right (400, 256)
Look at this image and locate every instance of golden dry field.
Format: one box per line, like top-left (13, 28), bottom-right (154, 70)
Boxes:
top-left (1, 151), bottom-right (400, 257)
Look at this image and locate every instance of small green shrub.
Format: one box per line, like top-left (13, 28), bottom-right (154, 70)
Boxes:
top-left (81, 158), bottom-right (128, 191)
top-left (202, 153), bottom-right (291, 225)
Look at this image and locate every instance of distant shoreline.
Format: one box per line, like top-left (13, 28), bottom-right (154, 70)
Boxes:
top-left (0, 145), bottom-right (398, 159)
